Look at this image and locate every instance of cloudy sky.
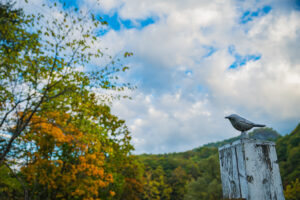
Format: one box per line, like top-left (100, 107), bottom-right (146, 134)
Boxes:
top-left (19, 0), bottom-right (300, 154)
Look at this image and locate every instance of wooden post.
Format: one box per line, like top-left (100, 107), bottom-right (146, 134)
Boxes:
top-left (218, 138), bottom-right (285, 200)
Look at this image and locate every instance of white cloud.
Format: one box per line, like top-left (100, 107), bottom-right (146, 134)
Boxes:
top-left (104, 0), bottom-right (300, 153)
top-left (19, 0), bottom-right (300, 153)
top-left (113, 90), bottom-right (230, 153)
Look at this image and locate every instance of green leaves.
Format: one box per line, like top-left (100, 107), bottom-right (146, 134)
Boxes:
top-left (122, 66), bottom-right (130, 72)
top-left (124, 52), bottom-right (134, 58)
top-left (0, 0), bottom-right (134, 167)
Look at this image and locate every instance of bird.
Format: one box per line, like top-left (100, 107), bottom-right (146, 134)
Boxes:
top-left (225, 114), bottom-right (265, 138)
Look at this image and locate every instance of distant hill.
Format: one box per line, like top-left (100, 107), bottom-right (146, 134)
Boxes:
top-left (200, 127), bottom-right (281, 149)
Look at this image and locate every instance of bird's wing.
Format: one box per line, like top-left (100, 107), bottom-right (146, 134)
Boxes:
top-left (238, 117), bottom-right (255, 126)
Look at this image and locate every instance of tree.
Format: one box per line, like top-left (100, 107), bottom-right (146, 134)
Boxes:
top-left (0, 0), bottom-right (132, 166)
top-left (115, 156), bottom-right (145, 200)
top-left (1, 1), bottom-right (135, 199)
top-left (0, 165), bottom-right (23, 200)
top-left (142, 166), bottom-right (172, 200)
top-left (277, 123), bottom-right (300, 186)
top-left (284, 178), bottom-right (300, 200)
top-left (184, 155), bottom-right (222, 200)
top-left (169, 166), bottom-right (189, 200)
top-left (15, 90), bottom-right (134, 199)
top-left (17, 112), bottom-right (113, 199)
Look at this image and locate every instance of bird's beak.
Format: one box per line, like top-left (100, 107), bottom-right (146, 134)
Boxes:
top-left (225, 116), bottom-right (229, 119)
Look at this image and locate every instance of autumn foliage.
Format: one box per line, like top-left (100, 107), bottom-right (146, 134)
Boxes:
top-left (18, 112), bottom-right (114, 199)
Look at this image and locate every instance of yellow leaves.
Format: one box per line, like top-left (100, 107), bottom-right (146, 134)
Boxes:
top-left (74, 188), bottom-right (85, 196)
top-left (106, 174), bottom-right (114, 183)
top-left (88, 154), bottom-right (96, 160)
top-left (97, 180), bottom-right (109, 188)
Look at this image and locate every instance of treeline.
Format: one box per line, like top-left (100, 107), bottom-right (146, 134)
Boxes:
top-left (138, 146), bottom-right (221, 200)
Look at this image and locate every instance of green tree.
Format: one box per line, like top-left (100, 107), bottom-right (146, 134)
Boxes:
top-left (284, 178), bottom-right (300, 200)
top-left (9, 83), bottom-right (142, 200)
top-left (143, 171), bottom-right (160, 200)
top-left (114, 156), bottom-right (145, 200)
top-left (169, 166), bottom-right (189, 200)
top-left (0, 165), bottom-right (22, 200)
top-left (277, 123), bottom-right (300, 186)
top-left (0, 0), bottom-right (132, 165)
top-left (142, 166), bottom-right (172, 200)
top-left (153, 166), bottom-right (172, 200)
top-left (184, 155), bottom-right (222, 200)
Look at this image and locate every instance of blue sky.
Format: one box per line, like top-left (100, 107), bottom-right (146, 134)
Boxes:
top-left (240, 5), bottom-right (272, 24)
top-left (57, 0), bottom-right (157, 33)
top-left (22, 0), bottom-right (300, 154)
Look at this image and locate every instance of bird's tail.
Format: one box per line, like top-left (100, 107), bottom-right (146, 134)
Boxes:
top-left (254, 124), bottom-right (265, 127)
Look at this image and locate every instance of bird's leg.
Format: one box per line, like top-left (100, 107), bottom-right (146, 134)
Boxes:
top-left (241, 131), bottom-right (248, 139)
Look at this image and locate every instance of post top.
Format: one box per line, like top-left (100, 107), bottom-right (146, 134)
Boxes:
top-left (218, 138), bottom-right (275, 151)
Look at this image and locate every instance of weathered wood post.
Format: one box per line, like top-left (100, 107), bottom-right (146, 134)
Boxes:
top-left (218, 138), bottom-right (285, 200)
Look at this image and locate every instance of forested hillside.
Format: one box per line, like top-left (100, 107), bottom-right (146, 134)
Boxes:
top-left (276, 124), bottom-right (300, 199)
top-left (137, 126), bottom-right (300, 200)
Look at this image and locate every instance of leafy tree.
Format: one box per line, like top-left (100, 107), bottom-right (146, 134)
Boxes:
top-left (277, 123), bottom-right (300, 186)
top-left (12, 81), bottom-right (137, 200)
top-left (142, 171), bottom-right (161, 200)
top-left (17, 111), bottom-right (115, 199)
top-left (284, 178), bottom-right (300, 200)
top-left (0, 165), bottom-right (22, 200)
top-left (0, 0), bottom-right (132, 166)
top-left (153, 166), bottom-right (172, 200)
top-left (169, 166), bottom-right (189, 200)
top-left (114, 156), bottom-right (145, 200)
top-left (142, 166), bottom-right (172, 200)
top-left (184, 155), bottom-right (222, 200)
top-left (0, 1), bottom-right (136, 199)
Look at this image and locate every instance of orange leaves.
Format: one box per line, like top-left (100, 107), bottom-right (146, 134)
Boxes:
top-left (18, 111), bottom-right (115, 199)
top-left (14, 96), bottom-right (136, 199)
top-left (109, 190), bottom-right (116, 196)
top-left (38, 122), bottom-right (69, 143)
top-left (23, 112), bottom-right (86, 148)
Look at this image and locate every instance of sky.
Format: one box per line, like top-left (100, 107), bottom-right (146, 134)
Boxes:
top-left (17, 0), bottom-right (300, 154)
